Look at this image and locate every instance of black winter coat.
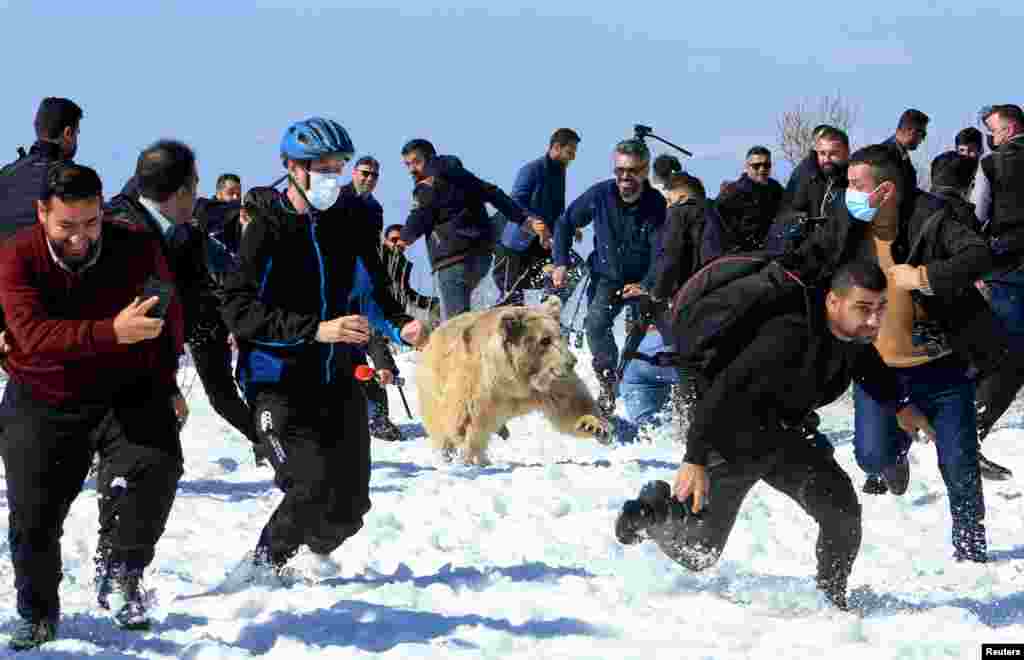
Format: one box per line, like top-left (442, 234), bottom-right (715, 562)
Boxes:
top-left (781, 189), bottom-right (1008, 376)
top-left (650, 198), bottom-right (716, 302)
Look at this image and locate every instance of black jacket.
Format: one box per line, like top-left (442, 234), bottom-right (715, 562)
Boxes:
top-left (781, 189), bottom-right (1007, 376)
top-left (714, 174), bottom-right (784, 253)
top-left (379, 242), bottom-right (436, 312)
top-left (684, 291), bottom-right (901, 465)
top-left (339, 183), bottom-right (384, 237)
top-left (106, 194), bottom-right (225, 347)
top-left (650, 198), bottom-right (717, 302)
top-left (400, 155), bottom-right (527, 271)
top-left (0, 141), bottom-right (67, 241)
top-left (884, 136), bottom-right (919, 191)
top-left (222, 188), bottom-right (411, 390)
top-left (781, 155), bottom-right (847, 220)
top-left (979, 136), bottom-right (1024, 263)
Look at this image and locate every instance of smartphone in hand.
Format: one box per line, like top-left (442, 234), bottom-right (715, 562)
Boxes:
top-left (140, 276), bottom-right (175, 319)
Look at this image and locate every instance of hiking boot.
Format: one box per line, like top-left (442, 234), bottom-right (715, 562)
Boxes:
top-left (103, 564), bottom-right (151, 630)
top-left (596, 369), bottom-right (618, 418)
top-left (251, 439), bottom-right (270, 466)
top-left (369, 416), bottom-right (403, 442)
top-left (881, 455), bottom-right (910, 496)
top-left (615, 480), bottom-right (672, 544)
top-left (979, 452), bottom-right (1013, 481)
top-left (862, 475), bottom-right (888, 495)
top-left (9, 618), bottom-right (57, 651)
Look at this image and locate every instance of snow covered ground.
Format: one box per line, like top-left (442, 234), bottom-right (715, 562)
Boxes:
top-left (1, 342), bottom-right (1023, 659)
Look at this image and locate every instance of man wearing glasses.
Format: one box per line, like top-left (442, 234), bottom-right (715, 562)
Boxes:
top-left (714, 146), bottom-right (784, 254)
top-left (344, 156), bottom-right (384, 235)
top-left (551, 138), bottom-right (666, 420)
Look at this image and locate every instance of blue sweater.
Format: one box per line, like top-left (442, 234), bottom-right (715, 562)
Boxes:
top-left (500, 155), bottom-right (567, 252)
top-left (553, 180), bottom-right (665, 287)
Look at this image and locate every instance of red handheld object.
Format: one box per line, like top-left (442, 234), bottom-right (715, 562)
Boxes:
top-left (354, 365), bottom-right (376, 382)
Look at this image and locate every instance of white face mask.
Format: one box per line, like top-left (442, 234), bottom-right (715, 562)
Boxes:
top-left (305, 170), bottom-right (343, 211)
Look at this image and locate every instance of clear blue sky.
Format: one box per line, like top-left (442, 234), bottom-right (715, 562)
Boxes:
top-left (2, 1), bottom-right (1019, 290)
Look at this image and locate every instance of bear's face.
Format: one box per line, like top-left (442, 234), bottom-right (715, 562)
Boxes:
top-left (498, 301), bottom-right (576, 393)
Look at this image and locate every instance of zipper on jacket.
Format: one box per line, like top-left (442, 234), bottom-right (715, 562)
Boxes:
top-left (308, 215), bottom-right (333, 384)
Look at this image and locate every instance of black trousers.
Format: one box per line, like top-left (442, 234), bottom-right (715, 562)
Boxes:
top-left (190, 335), bottom-right (259, 445)
top-left (249, 381), bottom-right (371, 562)
top-left (1, 380), bottom-right (183, 622)
top-left (976, 350), bottom-right (1024, 442)
top-left (647, 435), bottom-right (861, 597)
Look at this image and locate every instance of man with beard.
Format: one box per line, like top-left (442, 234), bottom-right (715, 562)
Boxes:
top-left (781, 144), bottom-right (1003, 562)
top-left (768, 128), bottom-right (850, 253)
top-left (398, 139), bottom-right (538, 321)
top-left (0, 98), bottom-right (83, 240)
top-left (884, 108), bottom-right (929, 191)
top-left (713, 146), bottom-right (784, 254)
top-left (616, 260), bottom-right (932, 610)
top-left (551, 138), bottom-right (666, 419)
top-left (0, 163), bottom-right (186, 647)
top-left (491, 128), bottom-right (581, 305)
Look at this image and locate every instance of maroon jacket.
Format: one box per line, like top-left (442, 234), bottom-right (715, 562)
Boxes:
top-left (0, 220), bottom-right (184, 405)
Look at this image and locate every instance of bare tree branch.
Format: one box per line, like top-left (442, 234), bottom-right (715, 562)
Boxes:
top-left (776, 94), bottom-right (860, 167)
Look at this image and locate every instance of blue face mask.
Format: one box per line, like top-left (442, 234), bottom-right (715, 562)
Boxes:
top-left (845, 184), bottom-right (883, 222)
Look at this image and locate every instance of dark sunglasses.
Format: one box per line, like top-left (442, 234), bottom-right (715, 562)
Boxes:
top-left (356, 169), bottom-right (380, 178)
top-left (747, 162), bottom-right (772, 171)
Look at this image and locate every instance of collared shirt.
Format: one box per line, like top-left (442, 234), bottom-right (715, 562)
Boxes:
top-left (138, 196), bottom-right (178, 242)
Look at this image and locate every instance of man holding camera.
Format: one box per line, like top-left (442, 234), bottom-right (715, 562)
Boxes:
top-left (552, 138), bottom-right (666, 419)
top-left (0, 163), bottom-right (186, 648)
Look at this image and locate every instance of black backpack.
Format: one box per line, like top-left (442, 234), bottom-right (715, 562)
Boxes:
top-left (669, 252), bottom-right (812, 379)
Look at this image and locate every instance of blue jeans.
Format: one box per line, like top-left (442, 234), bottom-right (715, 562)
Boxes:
top-left (620, 332), bottom-right (679, 427)
top-left (585, 277), bottom-right (628, 375)
top-left (985, 267), bottom-right (1024, 351)
top-left (853, 356), bottom-right (985, 556)
top-left (435, 253), bottom-right (493, 321)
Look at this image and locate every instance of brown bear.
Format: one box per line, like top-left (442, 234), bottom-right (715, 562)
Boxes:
top-left (415, 297), bottom-right (610, 465)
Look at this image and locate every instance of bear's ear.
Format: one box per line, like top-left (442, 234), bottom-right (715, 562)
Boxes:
top-left (500, 311), bottom-right (528, 345)
top-left (541, 295), bottom-right (562, 319)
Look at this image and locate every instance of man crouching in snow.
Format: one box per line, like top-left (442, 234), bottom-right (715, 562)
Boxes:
top-left (615, 260), bottom-right (933, 610)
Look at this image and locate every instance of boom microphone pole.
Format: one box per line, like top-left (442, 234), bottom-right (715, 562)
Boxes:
top-left (633, 124), bottom-right (693, 158)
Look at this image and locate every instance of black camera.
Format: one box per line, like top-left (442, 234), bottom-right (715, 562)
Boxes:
top-left (634, 124), bottom-right (653, 139)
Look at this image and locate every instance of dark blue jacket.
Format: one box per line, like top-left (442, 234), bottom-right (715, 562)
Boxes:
top-left (400, 155), bottom-right (527, 270)
top-left (222, 187), bottom-right (411, 391)
top-left (553, 180), bottom-right (666, 287)
top-left (500, 155), bottom-right (566, 252)
top-left (0, 141), bottom-right (66, 241)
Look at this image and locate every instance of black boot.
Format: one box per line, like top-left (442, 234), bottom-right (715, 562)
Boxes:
top-left (596, 369), bottom-right (618, 419)
top-left (8, 618), bottom-right (57, 651)
top-left (862, 475), bottom-right (888, 495)
top-left (615, 481), bottom-right (673, 544)
top-left (103, 563), bottom-right (151, 630)
top-left (978, 451), bottom-right (1013, 481)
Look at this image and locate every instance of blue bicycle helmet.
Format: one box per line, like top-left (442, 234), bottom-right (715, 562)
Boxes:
top-left (280, 117), bottom-right (355, 162)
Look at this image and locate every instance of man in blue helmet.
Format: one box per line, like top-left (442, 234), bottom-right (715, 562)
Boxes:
top-left (220, 117), bottom-right (426, 579)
